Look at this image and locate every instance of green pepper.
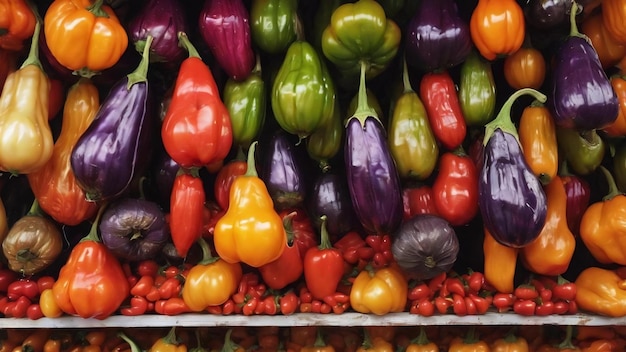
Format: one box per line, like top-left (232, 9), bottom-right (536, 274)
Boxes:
top-left (312, 0), bottom-right (347, 55)
top-left (223, 57), bottom-right (266, 150)
top-left (306, 100), bottom-right (343, 172)
top-left (271, 40), bottom-right (336, 141)
top-left (612, 140), bottom-right (626, 192)
top-left (321, 0), bottom-right (401, 79)
top-left (459, 50), bottom-right (497, 127)
top-left (250, 0), bottom-right (299, 55)
top-left (388, 60), bottom-right (439, 181)
top-left (556, 127), bottom-right (606, 175)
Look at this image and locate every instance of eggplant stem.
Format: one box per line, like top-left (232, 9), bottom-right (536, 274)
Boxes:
top-left (350, 60), bottom-right (379, 127)
top-left (483, 88), bottom-right (546, 145)
top-left (244, 141), bottom-right (259, 177)
top-left (130, 232), bottom-right (142, 241)
top-left (127, 35), bottom-right (153, 89)
top-left (424, 256), bottom-right (436, 269)
top-left (178, 32), bottom-right (201, 59)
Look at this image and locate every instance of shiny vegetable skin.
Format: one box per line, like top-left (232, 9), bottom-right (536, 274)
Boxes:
top-left (169, 169), bottom-right (206, 258)
top-left (350, 265), bottom-right (408, 315)
top-left (524, 0), bottom-right (574, 30)
top-left (556, 127), bottom-right (605, 176)
top-left (602, 74), bottom-right (626, 137)
top-left (28, 79), bottom-right (99, 226)
top-left (306, 100), bottom-right (344, 172)
top-left (198, 0), bottom-right (255, 81)
top-left (459, 51), bottom-right (496, 127)
top-left (602, 0), bottom-right (626, 45)
top-left (70, 37), bottom-right (155, 202)
top-left (518, 102), bottom-right (558, 185)
top-left (503, 46), bottom-right (546, 90)
top-left (483, 227), bottom-right (518, 293)
top-left (303, 216), bottom-right (344, 300)
top-left (469, 0), bottom-right (525, 60)
top-left (307, 171), bottom-right (358, 238)
top-left (43, 0), bottom-right (128, 74)
top-left (581, 11), bottom-right (626, 70)
top-left (249, 0), bottom-right (298, 54)
top-left (575, 267), bottom-right (626, 317)
top-left (0, 0), bottom-right (36, 51)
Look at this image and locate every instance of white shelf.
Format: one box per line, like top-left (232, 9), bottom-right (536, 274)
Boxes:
top-left (1, 313), bottom-right (626, 329)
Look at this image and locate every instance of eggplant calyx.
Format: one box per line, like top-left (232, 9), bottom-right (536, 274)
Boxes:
top-left (16, 249), bottom-right (37, 263)
top-left (423, 256), bottom-right (437, 269)
top-left (349, 60), bottom-right (380, 128)
top-left (19, 20), bottom-right (42, 70)
top-left (130, 232), bottom-right (143, 241)
top-left (87, 0), bottom-right (110, 18)
top-left (127, 35), bottom-right (153, 89)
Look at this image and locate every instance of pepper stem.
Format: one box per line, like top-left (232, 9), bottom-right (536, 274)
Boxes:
top-left (463, 327), bottom-right (480, 344)
top-left (127, 35), bottom-right (153, 89)
top-left (221, 329), bottom-right (242, 352)
top-left (351, 60), bottom-right (379, 126)
top-left (558, 326), bottom-right (577, 349)
top-left (81, 203), bottom-right (107, 243)
top-left (162, 327), bottom-right (181, 345)
top-left (117, 333), bottom-right (143, 352)
top-left (86, 0), bottom-right (109, 18)
top-left (26, 199), bottom-right (42, 217)
top-left (20, 20), bottom-right (41, 70)
top-left (197, 237), bottom-right (219, 265)
top-left (410, 327), bottom-right (431, 346)
top-left (312, 328), bottom-right (326, 347)
top-left (483, 88), bottom-right (547, 145)
top-left (599, 165), bottom-right (622, 200)
top-left (360, 329), bottom-right (373, 350)
top-left (317, 215), bottom-right (332, 250)
top-left (401, 57), bottom-right (413, 93)
top-left (282, 212), bottom-right (297, 246)
top-left (244, 141), bottom-right (259, 177)
top-left (178, 32), bottom-right (201, 59)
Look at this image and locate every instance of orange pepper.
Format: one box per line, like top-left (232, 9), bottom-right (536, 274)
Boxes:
top-left (483, 227), bottom-right (518, 293)
top-left (43, 0), bottom-right (128, 75)
top-left (575, 267), bottom-right (626, 317)
top-left (301, 329), bottom-right (336, 352)
top-left (490, 330), bottom-right (529, 352)
top-left (602, 0), bottom-right (626, 45)
top-left (518, 102), bottom-right (558, 185)
top-left (575, 326), bottom-right (616, 341)
top-left (350, 265), bottom-right (408, 315)
top-left (581, 11), bottom-right (626, 69)
top-left (0, 0), bottom-right (36, 51)
top-left (503, 45), bottom-right (546, 90)
top-left (149, 328), bottom-right (187, 352)
top-left (404, 328), bottom-right (439, 352)
top-left (356, 330), bottom-right (394, 352)
top-left (448, 328), bottom-right (490, 352)
top-left (536, 326), bottom-right (580, 352)
top-left (469, 0), bottom-right (525, 61)
top-left (602, 75), bottom-right (626, 137)
top-left (12, 330), bottom-right (51, 352)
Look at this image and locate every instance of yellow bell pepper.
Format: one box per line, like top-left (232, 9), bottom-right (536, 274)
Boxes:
top-left (356, 329), bottom-right (394, 352)
top-left (149, 327), bottom-right (187, 352)
top-left (575, 267), bottom-right (626, 317)
top-left (350, 264), bottom-right (408, 315)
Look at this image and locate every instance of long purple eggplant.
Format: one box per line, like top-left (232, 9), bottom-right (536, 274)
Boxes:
top-left (479, 89), bottom-right (548, 248)
top-left (307, 170), bottom-right (359, 238)
top-left (128, 0), bottom-right (189, 64)
top-left (405, 0), bottom-right (472, 72)
top-left (548, 2), bottom-right (618, 130)
top-left (345, 63), bottom-right (403, 236)
top-left (71, 37), bottom-right (156, 202)
top-left (198, 0), bottom-right (255, 81)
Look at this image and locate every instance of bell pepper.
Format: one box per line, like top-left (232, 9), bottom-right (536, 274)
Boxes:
top-left (249, 0), bottom-right (298, 54)
top-left (483, 227), bottom-right (518, 293)
top-left (490, 329), bottom-right (530, 352)
top-left (580, 166), bottom-right (626, 265)
top-left (161, 32), bottom-right (232, 169)
top-left (27, 78), bottom-right (99, 226)
top-left (0, 20), bottom-right (53, 175)
top-left (402, 185), bottom-right (439, 220)
top-left (149, 327), bottom-right (187, 352)
top-left (51, 205), bottom-right (130, 319)
top-left (214, 141), bottom-right (286, 267)
top-left (459, 50), bottom-right (497, 127)
top-left (0, 0), bottom-right (36, 52)
top-left (301, 329), bottom-right (336, 352)
top-left (271, 40), bottom-right (336, 141)
top-left (303, 216), bottom-right (344, 300)
top-left (448, 328), bottom-right (490, 352)
top-left (581, 12), bottom-right (626, 70)
top-left (520, 176), bottom-right (576, 276)
top-left (169, 168), bottom-right (205, 258)
top-left (306, 100), bottom-right (343, 172)
top-left (503, 46), bottom-right (546, 90)
top-left (602, 0), bottom-right (626, 45)
top-left (182, 238), bottom-right (242, 311)
top-left (432, 148), bottom-right (479, 227)
top-left (602, 74), bottom-right (626, 138)
top-left (321, 0), bottom-right (401, 78)
top-left (350, 264), bottom-right (408, 315)
top-left (405, 327), bottom-right (439, 352)
top-left (213, 152), bottom-right (247, 211)
top-left (575, 267), bottom-right (626, 317)
top-left (469, 0), bottom-right (525, 61)
top-left (43, 0), bottom-right (128, 76)
top-left (518, 101), bottom-right (558, 185)
top-left (556, 128), bottom-right (605, 176)
top-left (389, 60), bottom-right (439, 181)
top-left (536, 326), bottom-right (579, 352)
top-left (356, 330), bottom-right (394, 352)
top-left (419, 70), bottom-right (466, 151)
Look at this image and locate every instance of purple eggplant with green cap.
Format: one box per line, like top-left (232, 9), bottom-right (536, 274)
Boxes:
top-left (479, 88), bottom-right (548, 248)
top-left (71, 36), bottom-right (156, 202)
top-left (548, 1), bottom-right (618, 130)
top-left (345, 62), bottom-right (403, 236)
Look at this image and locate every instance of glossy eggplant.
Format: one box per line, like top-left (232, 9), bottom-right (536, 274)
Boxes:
top-left (260, 131), bottom-right (308, 210)
top-left (70, 38), bottom-right (156, 202)
top-left (99, 198), bottom-right (169, 261)
top-left (548, 2), bottom-right (618, 130)
top-left (149, 145), bottom-right (180, 211)
top-left (524, 0), bottom-right (574, 29)
top-left (405, 0), bottom-right (472, 72)
top-left (307, 171), bottom-right (358, 238)
top-left (128, 0), bottom-right (189, 63)
top-left (198, 0), bottom-right (255, 81)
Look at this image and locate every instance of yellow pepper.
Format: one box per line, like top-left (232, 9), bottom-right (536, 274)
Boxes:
top-left (149, 327), bottom-right (187, 352)
top-left (405, 328), bottom-right (439, 352)
top-left (490, 330), bottom-right (529, 352)
top-left (518, 102), bottom-right (558, 185)
top-left (356, 330), bottom-right (394, 352)
top-left (350, 264), bottom-right (408, 315)
top-left (214, 141), bottom-right (286, 267)
top-left (575, 267), bottom-right (626, 317)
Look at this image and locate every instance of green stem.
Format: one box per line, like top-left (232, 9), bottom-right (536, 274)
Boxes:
top-left (318, 215), bottom-right (332, 250)
top-left (162, 327), bottom-right (180, 345)
top-left (197, 237), bottom-right (219, 265)
top-left (568, 1), bottom-right (581, 38)
top-left (360, 329), bottom-right (373, 350)
top-left (178, 31), bottom-right (201, 59)
top-left (401, 57), bottom-right (413, 93)
top-left (558, 326), bottom-right (577, 350)
top-left (503, 327), bottom-right (519, 343)
top-left (352, 60), bottom-right (379, 124)
top-left (20, 20), bottom-right (41, 70)
top-left (483, 88), bottom-right (547, 145)
top-left (410, 327), bottom-right (431, 346)
top-left (252, 53), bottom-right (262, 75)
top-left (81, 203), bottom-right (107, 243)
top-left (117, 333), bottom-right (144, 352)
top-left (282, 212), bottom-right (297, 246)
top-left (127, 35), bottom-right (153, 89)
top-left (599, 165), bottom-right (622, 200)
top-left (313, 329), bottom-right (326, 347)
top-left (244, 141), bottom-right (259, 177)
top-left (463, 327), bottom-right (479, 344)
top-left (559, 160), bottom-right (573, 177)
top-left (26, 199), bottom-right (42, 217)
top-left (235, 145), bottom-right (246, 161)
top-left (221, 329), bottom-right (242, 352)
top-left (452, 145), bottom-right (467, 157)
top-left (86, 0), bottom-right (109, 18)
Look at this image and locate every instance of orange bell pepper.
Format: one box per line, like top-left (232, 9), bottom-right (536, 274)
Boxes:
top-left (149, 327), bottom-right (187, 352)
top-left (356, 330), bottom-right (394, 352)
top-left (213, 141), bottom-right (286, 267)
top-left (43, 0), bottom-right (128, 76)
top-left (581, 11), bottom-right (626, 69)
top-left (490, 329), bottom-right (529, 352)
top-left (301, 329), bottom-right (336, 352)
top-left (518, 101), bottom-right (558, 185)
top-left (602, 74), bottom-right (626, 137)
top-left (536, 326), bottom-right (580, 352)
top-left (483, 227), bottom-right (518, 293)
top-left (602, 0), bottom-right (626, 45)
top-left (503, 45), bottom-right (546, 90)
top-left (575, 267), bottom-right (626, 317)
top-left (350, 265), bottom-right (408, 315)
top-left (469, 0), bottom-right (525, 61)
top-left (448, 328), bottom-right (490, 352)
top-left (0, 0), bottom-right (36, 51)
top-left (405, 328), bottom-right (439, 352)
top-left (521, 176), bottom-right (575, 276)
top-left (580, 166), bottom-right (626, 265)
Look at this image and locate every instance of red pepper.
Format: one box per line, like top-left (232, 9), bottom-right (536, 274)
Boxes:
top-left (258, 215), bottom-right (305, 290)
top-left (408, 281), bottom-right (432, 301)
top-left (157, 277), bottom-right (182, 300)
top-left (553, 300), bottom-right (569, 315)
top-left (0, 269), bottom-right (17, 293)
top-left (535, 300), bottom-right (555, 316)
top-left (412, 298), bottom-right (435, 316)
top-left (402, 185), bottom-right (439, 220)
top-left (469, 294), bottom-right (490, 315)
top-left (552, 276), bottom-right (577, 302)
top-left (169, 168), bottom-right (206, 258)
top-left (492, 293), bottom-right (515, 312)
top-left (428, 272), bottom-right (447, 295)
top-left (514, 284), bottom-right (539, 300)
top-left (213, 155), bottom-right (247, 211)
top-left (7, 279), bottom-right (39, 300)
top-left (432, 149), bottom-right (479, 226)
top-left (334, 231), bottom-right (368, 264)
top-left (467, 271), bottom-right (485, 294)
top-left (452, 293), bottom-right (467, 316)
top-left (278, 208), bottom-right (318, 259)
top-left (36, 276), bottom-right (55, 294)
top-left (303, 216), bottom-right (345, 300)
top-left (26, 303), bottom-right (43, 320)
top-left (120, 296), bottom-right (149, 316)
top-left (242, 296), bottom-right (259, 316)
top-left (280, 290), bottom-right (299, 315)
top-left (443, 277), bottom-right (466, 298)
top-left (154, 297), bottom-right (190, 316)
top-left (47, 78), bottom-right (65, 120)
top-left (513, 299), bottom-right (537, 316)
top-left (8, 295), bottom-right (31, 318)
top-left (130, 275), bottom-right (154, 297)
top-left (136, 259), bottom-right (159, 278)
top-left (419, 70), bottom-right (467, 151)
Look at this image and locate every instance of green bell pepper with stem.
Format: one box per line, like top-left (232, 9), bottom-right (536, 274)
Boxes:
top-left (556, 127), bottom-right (606, 176)
top-left (321, 0), bottom-right (401, 79)
top-left (250, 0), bottom-right (300, 55)
top-left (459, 50), bottom-right (497, 127)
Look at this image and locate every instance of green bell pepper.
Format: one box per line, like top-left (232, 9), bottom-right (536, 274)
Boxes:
top-left (556, 127), bottom-right (606, 176)
top-left (321, 0), bottom-right (401, 79)
top-left (459, 50), bottom-right (497, 127)
top-left (223, 57), bottom-right (266, 150)
top-left (250, 0), bottom-right (299, 55)
top-left (271, 40), bottom-right (336, 141)
top-left (306, 100), bottom-right (343, 172)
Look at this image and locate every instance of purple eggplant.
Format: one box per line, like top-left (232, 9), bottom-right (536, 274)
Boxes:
top-left (524, 0), bottom-right (574, 29)
top-left (548, 2), bottom-right (618, 130)
top-left (71, 37), bottom-right (156, 202)
top-left (307, 171), bottom-right (359, 238)
top-left (198, 0), bottom-right (255, 81)
top-left (345, 65), bottom-right (403, 235)
top-left (99, 198), bottom-right (169, 261)
top-left (260, 130), bottom-right (308, 210)
top-left (128, 0), bottom-right (189, 64)
top-left (405, 0), bottom-right (472, 72)
top-left (479, 89), bottom-right (548, 248)
top-left (149, 145), bottom-right (180, 211)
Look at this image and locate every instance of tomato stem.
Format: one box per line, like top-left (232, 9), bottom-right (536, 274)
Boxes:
top-left (244, 141), bottom-right (259, 177)
top-left (483, 88), bottom-right (546, 145)
top-left (599, 165), bottom-right (622, 200)
top-left (20, 20), bottom-right (41, 70)
top-left (178, 31), bottom-right (201, 60)
top-left (127, 35), bottom-right (153, 89)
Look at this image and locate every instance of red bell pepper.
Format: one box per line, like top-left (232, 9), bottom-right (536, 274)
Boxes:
top-left (169, 168), bottom-right (206, 257)
top-left (258, 214), bottom-right (305, 290)
top-left (278, 208), bottom-right (318, 259)
top-left (213, 151), bottom-right (247, 211)
top-left (303, 216), bottom-right (345, 300)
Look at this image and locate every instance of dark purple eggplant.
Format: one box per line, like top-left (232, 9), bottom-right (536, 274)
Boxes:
top-left (345, 65), bottom-right (403, 235)
top-left (548, 2), bottom-right (618, 130)
top-left (404, 0), bottom-right (472, 72)
top-left (99, 198), bottom-right (169, 261)
top-left (70, 37), bottom-right (156, 202)
top-left (149, 145), bottom-right (180, 211)
top-left (260, 130), bottom-right (308, 210)
top-left (307, 170), bottom-right (358, 238)
top-left (391, 214), bottom-right (459, 281)
top-left (524, 0), bottom-right (574, 29)
top-left (128, 0), bottom-right (189, 64)
top-left (198, 0), bottom-right (255, 81)
top-left (479, 88), bottom-right (548, 248)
